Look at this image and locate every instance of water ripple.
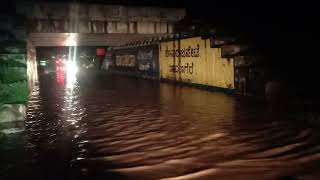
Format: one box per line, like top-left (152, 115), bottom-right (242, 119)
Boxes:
top-left (1, 72), bottom-right (319, 180)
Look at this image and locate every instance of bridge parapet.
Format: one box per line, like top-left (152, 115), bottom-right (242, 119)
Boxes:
top-left (16, 2), bottom-right (186, 34)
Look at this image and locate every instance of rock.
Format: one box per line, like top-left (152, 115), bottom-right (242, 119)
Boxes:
top-left (0, 104), bottom-right (26, 123)
top-left (0, 104), bottom-right (26, 135)
top-left (1, 128), bottom-right (24, 134)
top-left (0, 106), bottom-right (16, 123)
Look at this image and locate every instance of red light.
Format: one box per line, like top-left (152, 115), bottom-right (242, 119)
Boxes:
top-left (96, 48), bottom-right (106, 56)
top-left (56, 58), bottom-right (63, 64)
top-left (56, 69), bottom-right (65, 87)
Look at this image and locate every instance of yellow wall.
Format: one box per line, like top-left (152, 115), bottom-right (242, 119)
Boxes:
top-left (159, 37), bottom-right (234, 89)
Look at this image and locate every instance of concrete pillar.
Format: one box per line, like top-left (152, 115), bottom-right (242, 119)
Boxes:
top-left (92, 21), bottom-right (105, 33)
top-left (160, 22), bottom-right (167, 33)
top-left (34, 20), bottom-right (42, 32)
top-left (137, 22), bottom-right (147, 33)
top-left (155, 22), bottom-right (161, 33)
top-left (168, 23), bottom-right (173, 33)
top-left (137, 22), bottom-right (154, 34)
top-left (42, 20), bottom-right (51, 32)
top-left (78, 20), bottom-right (91, 33)
top-left (147, 22), bottom-right (155, 33)
top-left (116, 22), bottom-right (128, 33)
top-left (64, 20), bottom-right (69, 32)
top-left (69, 18), bottom-right (78, 33)
top-left (128, 22), bottom-right (137, 33)
top-left (52, 20), bottom-right (66, 33)
top-left (107, 21), bottom-right (117, 33)
top-left (27, 40), bottom-right (37, 91)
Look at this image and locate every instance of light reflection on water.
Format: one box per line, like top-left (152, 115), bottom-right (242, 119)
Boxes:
top-left (1, 71), bottom-right (320, 180)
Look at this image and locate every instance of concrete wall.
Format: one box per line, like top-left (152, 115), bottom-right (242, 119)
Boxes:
top-left (205, 41), bottom-right (234, 89)
top-left (28, 33), bottom-right (170, 47)
top-left (159, 37), bottom-right (234, 90)
top-left (27, 40), bottom-right (38, 92)
top-left (16, 2), bottom-right (186, 34)
top-left (110, 44), bottom-right (160, 79)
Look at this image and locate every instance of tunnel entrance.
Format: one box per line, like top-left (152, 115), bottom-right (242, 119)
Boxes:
top-left (1, 1), bottom-right (185, 135)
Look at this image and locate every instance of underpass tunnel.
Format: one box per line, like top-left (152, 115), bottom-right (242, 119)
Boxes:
top-left (30, 31), bottom-right (169, 71)
top-left (2, 1), bottom-right (320, 180)
top-left (36, 46), bottom-right (110, 74)
top-left (1, 1), bottom-right (185, 126)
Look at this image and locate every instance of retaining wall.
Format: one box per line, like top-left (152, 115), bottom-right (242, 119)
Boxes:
top-left (111, 44), bottom-right (160, 79)
top-left (159, 37), bottom-right (234, 92)
top-left (0, 14), bottom-right (37, 134)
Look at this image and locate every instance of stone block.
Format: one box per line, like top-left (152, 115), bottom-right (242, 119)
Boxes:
top-left (0, 41), bottom-right (27, 54)
top-left (0, 66), bottom-right (27, 84)
top-left (0, 81), bottom-right (29, 104)
top-left (0, 122), bottom-right (25, 134)
top-left (0, 104), bottom-right (26, 123)
top-left (0, 103), bottom-right (25, 134)
top-left (0, 54), bottom-right (26, 67)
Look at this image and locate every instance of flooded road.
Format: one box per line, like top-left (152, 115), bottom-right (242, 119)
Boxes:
top-left (1, 71), bottom-right (320, 180)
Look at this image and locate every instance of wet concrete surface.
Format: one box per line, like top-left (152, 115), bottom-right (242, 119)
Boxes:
top-left (1, 71), bottom-right (319, 180)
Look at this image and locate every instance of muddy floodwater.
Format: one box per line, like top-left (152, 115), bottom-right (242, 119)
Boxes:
top-left (1, 71), bottom-right (319, 180)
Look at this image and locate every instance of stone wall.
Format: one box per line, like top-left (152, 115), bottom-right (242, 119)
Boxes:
top-left (0, 13), bottom-right (37, 134)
